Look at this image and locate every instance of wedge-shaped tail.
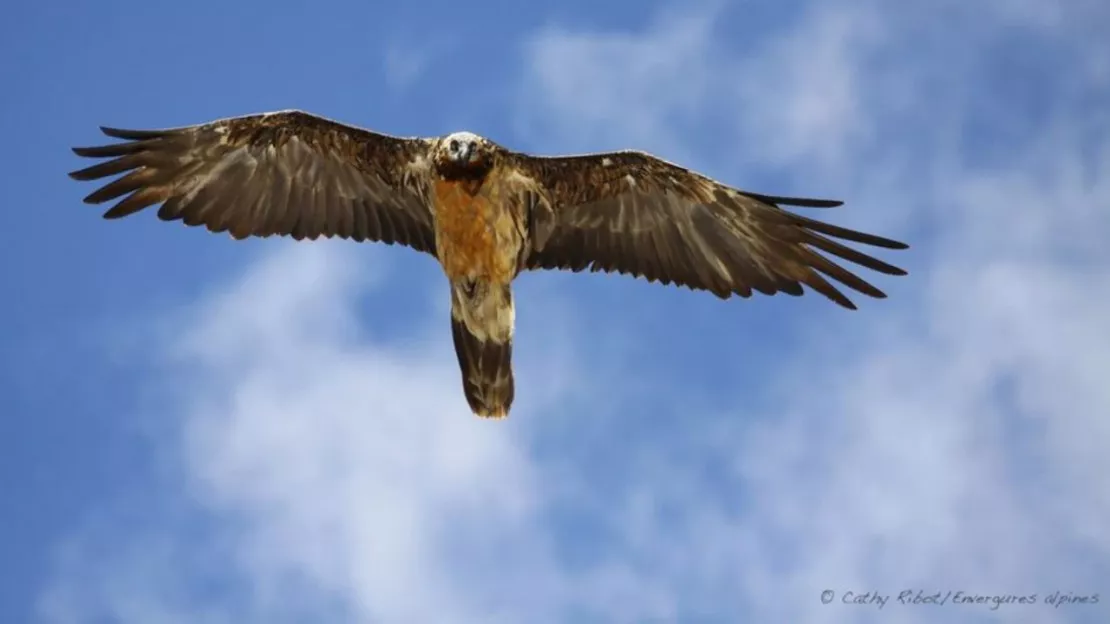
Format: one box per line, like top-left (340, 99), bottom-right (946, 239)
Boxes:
top-left (450, 315), bottom-right (515, 418)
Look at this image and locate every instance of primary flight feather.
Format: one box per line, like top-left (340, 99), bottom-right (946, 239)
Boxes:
top-left (70, 109), bottom-right (909, 419)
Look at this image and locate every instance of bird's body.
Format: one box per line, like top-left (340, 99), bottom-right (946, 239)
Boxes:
top-left (430, 146), bottom-right (531, 417)
top-left (69, 109), bottom-right (910, 419)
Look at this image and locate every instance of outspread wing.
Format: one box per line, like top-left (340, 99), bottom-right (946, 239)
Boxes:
top-left (69, 110), bottom-right (438, 254)
top-left (509, 150), bottom-right (908, 309)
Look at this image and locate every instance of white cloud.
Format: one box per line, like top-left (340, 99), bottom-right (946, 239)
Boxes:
top-left (515, 3), bottom-right (893, 176)
top-left (730, 4), bottom-right (886, 169)
top-left (513, 5), bottom-right (724, 163)
top-left (381, 38), bottom-right (451, 95)
top-left (42, 1), bottom-right (1110, 624)
top-left (39, 244), bottom-right (577, 624)
top-left (512, 1), bottom-right (1110, 623)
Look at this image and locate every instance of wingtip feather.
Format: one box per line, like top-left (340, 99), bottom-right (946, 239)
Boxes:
top-left (869, 236), bottom-right (910, 250)
top-left (797, 199), bottom-right (844, 208)
top-left (99, 126), bottom-right (165, 140)
top-left (744, 191), bottom-right (844, 208)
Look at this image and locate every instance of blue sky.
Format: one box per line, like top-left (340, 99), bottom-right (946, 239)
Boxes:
top-left (3, 0), bottom-right (1108, 623)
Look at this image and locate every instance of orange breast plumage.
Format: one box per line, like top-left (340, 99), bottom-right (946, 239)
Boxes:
top-left (433, 178), bottom-right (504, 282)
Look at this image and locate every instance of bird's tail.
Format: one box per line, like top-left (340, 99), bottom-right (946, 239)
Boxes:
top-left (450, 283), bottom-right (515, 418)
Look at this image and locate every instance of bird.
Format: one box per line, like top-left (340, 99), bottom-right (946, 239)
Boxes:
top-left (69, 109), bottom-right (909, 419)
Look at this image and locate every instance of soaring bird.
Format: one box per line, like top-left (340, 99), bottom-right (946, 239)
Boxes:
top-left (69, 110), bottom-right (908, 418)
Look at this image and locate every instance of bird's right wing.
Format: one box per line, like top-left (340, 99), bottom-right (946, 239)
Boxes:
top-left (70, 110), bottom-right (439, 255)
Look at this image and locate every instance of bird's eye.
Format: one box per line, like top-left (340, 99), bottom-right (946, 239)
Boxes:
top-left (449, 140), bottom-right (459, 151)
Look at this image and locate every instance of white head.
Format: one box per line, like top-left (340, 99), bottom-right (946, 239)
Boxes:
top-left (434, 131), bottom-right (493, 170)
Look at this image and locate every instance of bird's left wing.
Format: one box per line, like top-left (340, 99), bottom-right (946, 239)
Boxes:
top-left (69, 110), bottom-right (439, 254)
top-left (507, 150), bottom-right (908, 309)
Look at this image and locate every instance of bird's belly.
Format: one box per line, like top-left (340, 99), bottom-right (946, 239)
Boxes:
top-left (432, 180), bottom-right (520, 284)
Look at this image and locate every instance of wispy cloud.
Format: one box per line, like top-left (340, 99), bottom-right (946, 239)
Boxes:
top-left (40, 244), bottom-right (580, 623)
top-left (381, 38), bottom-right (448, 95)
top-left (41, 1), bottom-right (1109, 623)
top-left (511, 1), bottom-right (1110, 622)
top-left (512, 5), bottom-right (727, 164)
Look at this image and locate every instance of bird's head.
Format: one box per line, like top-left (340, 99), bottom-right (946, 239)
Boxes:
top-left (433, 131), bottom-right (496, 176)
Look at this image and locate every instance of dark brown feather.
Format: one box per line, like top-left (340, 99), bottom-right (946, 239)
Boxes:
top-left (507, 150), bottom-right (909, 309)
top-left (451, 315), bottom-right (514, 419)
top-left (69, 110), bottom-right (439, 254)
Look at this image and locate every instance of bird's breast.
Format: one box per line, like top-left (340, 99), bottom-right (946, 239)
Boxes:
top-left (432, 178), bottom-right (521, 284)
